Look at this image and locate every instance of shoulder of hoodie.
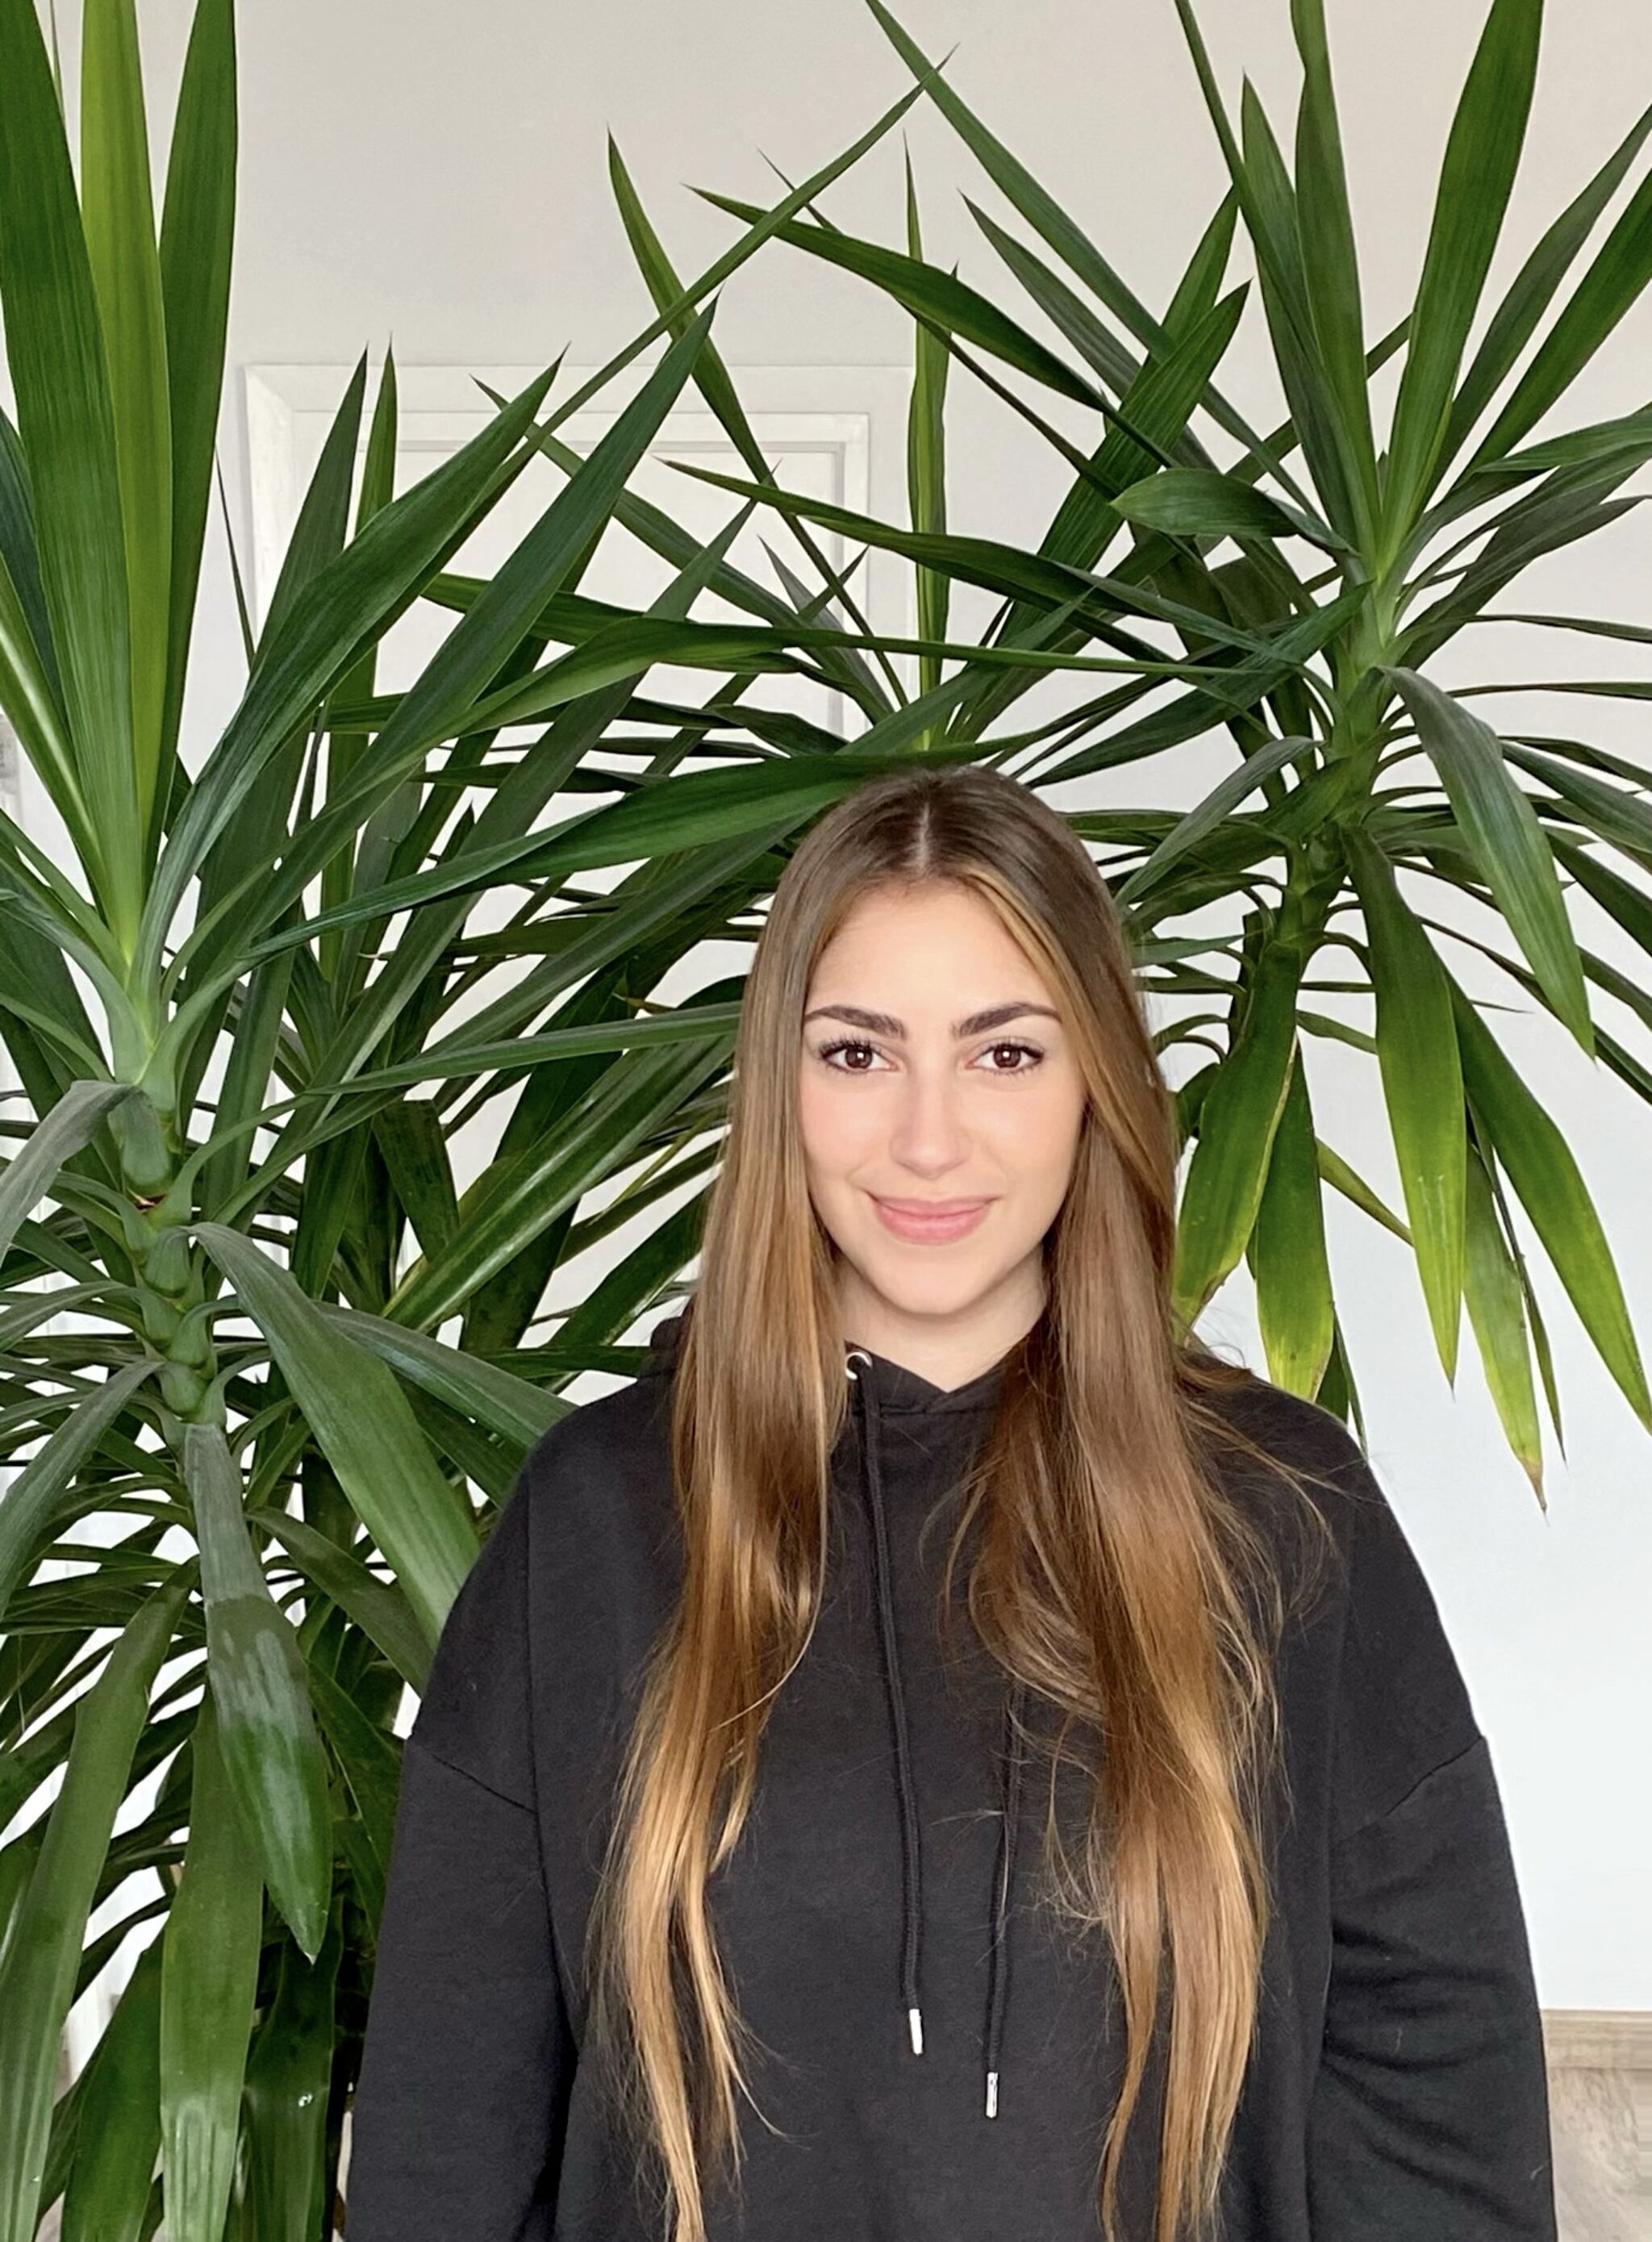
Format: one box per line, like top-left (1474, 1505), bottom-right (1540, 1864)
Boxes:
top-left (511, 1346), bottom-right (678, 1534)
top-left (1197, 1365), bottom-right (1470, 1638)
top-left (406, 1358), bottom-right (678, 1792)
top-left (490, 1341), bottom-right (690, 1629)
top-left (402, 1357), bottom-right (678, 1743)
top-left (1200, 1362), bottom-right (1485, 1833)
top-left (1186, 1359), bottom-right (1381, 1560)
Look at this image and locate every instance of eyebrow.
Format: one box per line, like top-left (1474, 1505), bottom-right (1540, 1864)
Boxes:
top-left (802, 1001), bottom-right (1062, 1039)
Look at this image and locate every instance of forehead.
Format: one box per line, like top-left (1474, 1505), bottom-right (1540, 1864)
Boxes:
top-left (804, 891), bottom-right (1061, 1037)
top-left (810, 883), bottom-right (1041, 975)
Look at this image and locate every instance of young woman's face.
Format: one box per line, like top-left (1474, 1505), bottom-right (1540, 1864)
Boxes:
top-left (798, 881), bottom-right (1087, 1357)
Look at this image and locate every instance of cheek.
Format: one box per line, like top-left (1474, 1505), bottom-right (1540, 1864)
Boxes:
top-left (982, 1075), bottom-right (1087, 1167)
top-left (796, 1069), bottom-right (871, 1173)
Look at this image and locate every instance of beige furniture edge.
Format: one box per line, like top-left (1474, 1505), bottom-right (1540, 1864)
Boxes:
top-left (1541, 2007), bottom-right (1652, 2230)
top-left (1544, 2009), bottom-right (1652, 2072)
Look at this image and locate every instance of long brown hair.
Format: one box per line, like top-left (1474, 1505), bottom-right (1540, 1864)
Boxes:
top-left (585, 762), bottom-right (1340, 2242)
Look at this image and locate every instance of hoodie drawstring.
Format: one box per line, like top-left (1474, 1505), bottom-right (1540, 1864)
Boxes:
top-left (845, 1343), bottom-right (1027, 2119)
top-left (985, 1676), bottom-right (1026, 2118)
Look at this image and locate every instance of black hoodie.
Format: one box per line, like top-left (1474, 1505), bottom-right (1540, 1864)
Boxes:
top-left (346, 1310), bottom-right (1558, 2240)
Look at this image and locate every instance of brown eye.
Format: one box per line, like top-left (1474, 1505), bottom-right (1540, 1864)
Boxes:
top-left (816, 1037), bottom-right (884, 1072)
top-left (980, 1041), bottom-right (1044, 1074)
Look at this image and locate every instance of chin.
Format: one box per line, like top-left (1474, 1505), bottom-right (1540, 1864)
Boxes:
top-left (861, 1253), bottom-right (998, 1309)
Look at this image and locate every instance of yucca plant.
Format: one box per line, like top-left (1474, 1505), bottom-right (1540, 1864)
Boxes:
top-left (662, 0), bottom-right (1652, 1477)
top-left (1, 0), bottom-right (1650, 2232)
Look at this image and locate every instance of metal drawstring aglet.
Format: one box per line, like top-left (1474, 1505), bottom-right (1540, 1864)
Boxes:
top-left (907, 2005), bottom-right (924, 2056)
top-left (985, 2069), bottom-right (999, 2119)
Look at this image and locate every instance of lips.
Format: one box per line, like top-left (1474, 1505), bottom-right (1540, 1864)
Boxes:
top-left (871, 1196), bottom-right (991, 1242)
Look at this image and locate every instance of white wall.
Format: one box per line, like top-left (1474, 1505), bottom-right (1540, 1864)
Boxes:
top-left (20, 0), bottom-right (1652, 2010)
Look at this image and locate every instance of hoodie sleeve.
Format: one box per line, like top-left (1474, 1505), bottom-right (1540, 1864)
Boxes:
top-left (1305, 1434), bottom-right (1558, 2240)
top-left (346, 1468), bottom-right (574, 2241)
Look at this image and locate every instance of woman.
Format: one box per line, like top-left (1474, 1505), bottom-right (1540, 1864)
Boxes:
top-left (347, 764), bottom-right (1557, 2242)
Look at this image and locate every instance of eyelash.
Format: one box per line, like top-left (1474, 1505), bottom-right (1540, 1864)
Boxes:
top-left (812, 1037), bottom-right (1045, 1077)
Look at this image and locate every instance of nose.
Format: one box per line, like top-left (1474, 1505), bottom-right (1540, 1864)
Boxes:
top-left (886, 1061), bottom-right (974, 1175)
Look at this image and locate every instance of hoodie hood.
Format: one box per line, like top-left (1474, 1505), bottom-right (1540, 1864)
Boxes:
top-left (641, 1299), bottom-right (1014, 1417)
top-left (645, 1302), bottom-right (1028, 2120)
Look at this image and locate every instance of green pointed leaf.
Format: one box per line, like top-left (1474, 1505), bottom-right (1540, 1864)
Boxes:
top-left (1288, 0), bottom-right (1381, 537)
top-left (865, 0), bottom-right (1160, 345)
top-left (863, 0), bottom-right (1290, 479)
top-left (311, 1302), bottom-right (560, 1454)
top-left (1471, 165), bottom-right (1652, 469)
top-left (159, 1688), bottom-right (261, 2242)
top-left (1235, 73), bottom-right (1360, 540)
top-left (0, 0), bottom-right (139, 937)
top-left (0, 1078), bottom-right (135, 1271)
top-left (1450, 973), bottom-right (1651, 1428)
top-left (280, 998), bottom-right (740, 1100)
top-left (328, 300), bottom-right (721, 852)
top-left (1316, 1138), bottom-right (1410, 1240)
top-left (962, 194), bottom-right (1136, 390)
top-left (0, 1355), bottom-right (156, 1626)
top-left (1111, 466), bottom-right (1342, 550)
top-left (254, 353), bottom-right (366, 662)
top-left (1441, 91), bottom-right (1652, 473)
top-left (1550, 832), bottom-right (1652, 958)
top-left (322, 346), bottom-right (402, 987)
top-left (244, 1505), bottom-right (432, 1693)
top-left (906, 149), bottom-right (951, 701)
top-left (0, 405), bottom-right (60, 699)
top-left (194, 1222), bottom-right (478, 1644)
top-left (695, 188), bottom-right (1100, 410)
top-left (1251, 1046), bottom-right (1335, 1396)
top-left (1405, 477), bottom-right (1646, 662)
top-left (1052, 282), bottom-right (1250, 523)
top-left (0, 478), bottom-right (86, 858)
top-left (370, 1098), bottom-right (460, 1262)
top-left (81, 0), bottom-right (173, 835)
top-left (185, 356), bottom-right (369, 962)
top-left (1173, 936), bottom-right (1303, 1321)
top-left (661, 454), bottom-right (1320, 661)
top-left (945, 285), bottom-right (1254, 739)
top-left (547, 69), bottom-right (928, 442)
top-left (182, 1422), bottom-right (333, 1960)
top-left (139, 356), bottom-right (562, 976)
top-left (1168, 189), bottom-right (1239, 329)
top-left (306, 1661), bottom-right (400, 1923)
top-left (59, 1932), bottom-right (162, 2242)
top-left (1500, 737), bottom-right (1652, 860)
top-left (1382, 0), bottom-right (1542, 545)
top-left (157, 0), bottom-right (236, 779)
top-left (607, 136), bottom-right (895, 720)
top-left (386, 1033), bottom-right (729, 1332)
top-left (0, 1569), bottom-right (190, 2242)
top-left (196, 948), bottom-right (293, 1220)
top-left (1116, 733), bottom-right (1309, 907)
top-left (1385, 666), bottom-right (1592, 1050)
top-left (1462, 1137), bottom-right (1544, 1494)
top-left (238, 1926), bottom-right (339, 2236)
top-left (1346, 828), bottom-right (1466, 1380)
